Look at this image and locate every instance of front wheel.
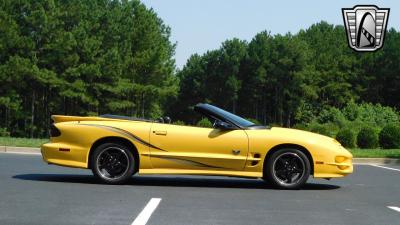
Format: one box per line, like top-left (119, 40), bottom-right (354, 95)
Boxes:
top-left (264, 148), bottom-right (310, 189)
top-left (91, 143), bottom-right (135, 184)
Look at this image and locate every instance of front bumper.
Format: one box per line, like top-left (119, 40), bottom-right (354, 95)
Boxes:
top-left (313, 146), bottom-right (353, 178)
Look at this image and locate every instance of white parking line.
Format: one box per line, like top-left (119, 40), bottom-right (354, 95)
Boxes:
top-left (370, 164), bottom-right (400, 172)
top-left (131, 198), bottom-right (162, 225)
top-left (388, 206), bottom-right (400, 213)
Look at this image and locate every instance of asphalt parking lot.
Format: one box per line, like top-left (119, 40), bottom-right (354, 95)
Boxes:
top-left (0, 153), bottom-right (399, 225)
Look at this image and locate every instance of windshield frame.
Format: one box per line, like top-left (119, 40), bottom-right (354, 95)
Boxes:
top-left (194, 103), bottom-right (257, 129)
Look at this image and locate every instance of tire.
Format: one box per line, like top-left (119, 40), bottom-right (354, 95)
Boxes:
top-left (91, 143), bottom-right (136, 184)
top-left (264, 148), bottom-right (310, 189)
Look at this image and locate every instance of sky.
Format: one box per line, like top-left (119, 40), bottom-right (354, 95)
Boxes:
top-left (141, 0), bottom-right (400, 69)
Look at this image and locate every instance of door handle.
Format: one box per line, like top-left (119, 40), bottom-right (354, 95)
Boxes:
top-left (153, 130), bottom-right (167, 135)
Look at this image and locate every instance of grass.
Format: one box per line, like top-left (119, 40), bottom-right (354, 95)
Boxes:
top-left (349, 148), bottom-right (400, 159)
top-left (0, 136), bottom-right (400, 158)
top-left (0, 137), bottom-right (48, 148)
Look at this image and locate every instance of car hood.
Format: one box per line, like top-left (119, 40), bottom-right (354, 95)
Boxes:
top-left (269, 127), bottom-right (338, 145)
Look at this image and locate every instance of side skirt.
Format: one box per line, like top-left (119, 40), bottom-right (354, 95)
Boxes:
top-left (139, 168), bottom-right (262, 178)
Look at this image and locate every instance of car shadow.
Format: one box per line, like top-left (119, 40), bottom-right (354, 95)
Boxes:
top-left (13, 174), bottom-right (340, 190)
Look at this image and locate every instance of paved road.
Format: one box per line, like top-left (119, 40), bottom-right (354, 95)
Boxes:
top-left (0, 153), bottom-right (399, 225)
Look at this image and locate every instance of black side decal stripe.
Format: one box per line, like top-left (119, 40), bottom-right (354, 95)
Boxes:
top-left (78, 124), bottom-right (167, 151)
top-left (150, 155), bottom-right (224, 169)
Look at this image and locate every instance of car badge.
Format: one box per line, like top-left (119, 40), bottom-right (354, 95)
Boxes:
top-left (342, 5), bottom-right (389, 52)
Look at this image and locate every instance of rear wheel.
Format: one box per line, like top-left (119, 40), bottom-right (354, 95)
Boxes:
top-left (91, 143), bottom-right (135, 184)
top-left (264, 148), bottom-right (310, 189)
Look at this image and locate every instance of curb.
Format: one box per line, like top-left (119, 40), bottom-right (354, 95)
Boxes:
top-left (353, 158), bottom-right (400, 165)
top-left (1, 146), bottom-right (400, 165)
top-left (0, 146), bottom-right (41, 154)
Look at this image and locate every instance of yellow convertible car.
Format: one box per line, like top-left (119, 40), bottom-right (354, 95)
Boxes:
top-left (41, 103), bottom-right (353, 189)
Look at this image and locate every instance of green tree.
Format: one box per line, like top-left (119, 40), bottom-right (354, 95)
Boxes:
top-left (0, 0), bottom-right (177, 137)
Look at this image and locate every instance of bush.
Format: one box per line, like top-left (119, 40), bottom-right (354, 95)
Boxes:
top-left (340, 120), bottom-right (365, 135)
top-left (173, 120), bottom-right (185, 126)
top-left (342, 101), bottom-right (360, 121)
top-left (294, 102), bottom-right (315, 124)
top-left (310, 124), bottom-right (330, 136)
top-left (292, 123), bottom-right (308, 131)
top-left (196, 118), bottom-right (213, 128)
top-left (314, 103), bottom-right (399, 131)
top-left (317, 107), bottom-right (346, 126)
top-left (343, 102), bottom-right (399, 127)
top-left (336, 128), bottom-right (356, 148)
top-left (379, 124), bottom-right (400, 149)
top-left (357, 103), bottom-right (399, 126)
top-left (309, 123), bottom-right (338, 137)
top-left (0, 127), bottom-right (10, 137)
top-left (357, 126), bottom-right (379, 148)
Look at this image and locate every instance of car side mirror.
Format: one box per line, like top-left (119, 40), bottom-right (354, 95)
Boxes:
top-left (214, 120), bottom-right (235, 130)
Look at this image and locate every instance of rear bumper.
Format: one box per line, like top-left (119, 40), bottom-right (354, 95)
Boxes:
top-left (41, 143), bottom-right (88, 168)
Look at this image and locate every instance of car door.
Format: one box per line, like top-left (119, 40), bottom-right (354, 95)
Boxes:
top-left (149, 123), bottom-right (249, 171)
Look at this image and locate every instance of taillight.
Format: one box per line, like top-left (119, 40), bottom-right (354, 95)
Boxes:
top-left (50, 124), bottom-right (61, 137)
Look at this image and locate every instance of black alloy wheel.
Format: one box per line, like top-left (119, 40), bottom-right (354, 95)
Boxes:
top-left (264, 148), bottom-right (310, 189)
top-left (91, 143), bottom-right (135, 184)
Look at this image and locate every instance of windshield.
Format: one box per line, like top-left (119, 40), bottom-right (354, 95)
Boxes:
top-left (207, 105), bottom-right (255, 127)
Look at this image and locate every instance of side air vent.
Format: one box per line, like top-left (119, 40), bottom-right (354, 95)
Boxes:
top-left (251, 153), bottom-right (261, 166)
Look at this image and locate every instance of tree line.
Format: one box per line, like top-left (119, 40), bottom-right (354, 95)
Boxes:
top-left (0, 0), bottom-right (177, 137)
top-left (0, 0), bottom-right (399, 138)
top-left (173, 24), bottom-right (400, 127)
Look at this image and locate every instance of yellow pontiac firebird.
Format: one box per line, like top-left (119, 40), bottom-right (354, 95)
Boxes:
top-left (41, 103), bottom-right (353, 189)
